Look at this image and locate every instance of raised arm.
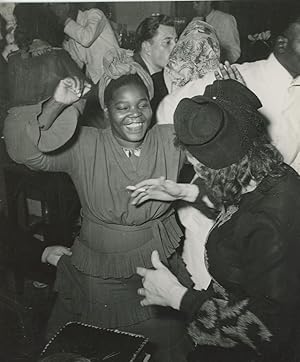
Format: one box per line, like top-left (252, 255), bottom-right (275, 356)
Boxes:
top-left (64, 9), bottom-right (107, 48)
top-left (3, 77), bottom-right (91, 172)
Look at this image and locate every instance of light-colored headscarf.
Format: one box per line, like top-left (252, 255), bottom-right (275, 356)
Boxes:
top-left (164, 19), bottom-right (220, 92)
top-left (98, 48), bottom-right (154, 109)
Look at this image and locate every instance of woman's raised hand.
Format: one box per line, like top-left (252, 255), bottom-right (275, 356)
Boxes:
top-left (54, 76), bottom-right (91, 105)
top-left (127, 177), bottom-right (184, 206)
top-left (215, 60), bottom-right (246, 86)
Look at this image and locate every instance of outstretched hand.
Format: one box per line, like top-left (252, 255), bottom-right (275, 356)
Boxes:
top-left (215, 60), bottom-right (246, 86)
top-left (54, 76), bottom-right (91, 105)
top-left (127, 177), bottom-right (184, 206)
top-left (137, 250), bottom-right (187, 310)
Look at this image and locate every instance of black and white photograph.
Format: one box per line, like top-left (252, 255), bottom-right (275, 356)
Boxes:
top-left (0, 0), bottom-right (300, 361)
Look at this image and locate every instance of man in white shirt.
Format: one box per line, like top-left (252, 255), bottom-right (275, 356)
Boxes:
top-left (193, 1), bottom-right (240, 63)
top-left (133, 15), bottom-right (177, 75)
top-left (51, 3), bottom-right (119, 84)
top-left (157, 9), bottom-right (300, 174)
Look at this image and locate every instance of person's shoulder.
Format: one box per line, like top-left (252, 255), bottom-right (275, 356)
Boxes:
top-left (76, 126), bottom-right (107, 152)
top-left (236, 57), bottom-right (270, 82)
top-left (80, 125), bottom-right (104, 137)
top-left (151, 123), bottom-right (174, 135)
top-left (213, 10), bottom-right (237, 26)
top-left (150, 124), bottom-right (175, 142)
top-left (7, 49), bottom-right (22, 61)
top-left (250, 168), bottom-right (300, 215)
top-left (172, 72), bottom-right (215, 101)
top-left (85, 8), bottom-right (105, 18)
top-left (155, 123), bottom-right (174, 131)
top-left (47, 48), bottom-right (68, 60)
top-left (215, 9), bottom-right (235, 20)
top-left (157, 72), bottom-right (216, 124)
top-left (271, 167), bottom-right (300, 199)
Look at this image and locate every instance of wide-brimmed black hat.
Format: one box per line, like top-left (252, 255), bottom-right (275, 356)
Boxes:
top-left (174, 79), bottom-right (265, 169)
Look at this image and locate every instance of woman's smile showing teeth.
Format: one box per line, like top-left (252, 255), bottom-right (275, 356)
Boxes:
top-left (125, 122), bottom-right (144, 132)
top-left (106, 82), bottom-right (152, 145)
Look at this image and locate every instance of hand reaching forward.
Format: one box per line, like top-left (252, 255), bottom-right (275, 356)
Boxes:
top-left (54, 76), bottom-right (91, 105)
top-left (137, 250), bottom-right (187, 310)
top-left (215, 60), bottom-right (246, 86)
top-left (127, 177), bottom-right (183, 206)
top-left (41, 246), bottom-right (72, 267)
top-left (127, 177), bottom-right (199, 206)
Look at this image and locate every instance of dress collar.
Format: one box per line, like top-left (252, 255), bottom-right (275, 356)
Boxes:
top-left (122, 147), bottom-right (142, 158)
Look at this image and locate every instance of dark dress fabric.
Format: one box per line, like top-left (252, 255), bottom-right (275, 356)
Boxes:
top-left (4, 101), bottom-right (192, 361)
top-left (180, 166), bottom-right (300, 361)
top-left (8, 48), bottom-right (85, 108)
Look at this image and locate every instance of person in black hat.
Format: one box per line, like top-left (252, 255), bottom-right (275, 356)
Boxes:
top-left (129, 79), bottom-right (300, 361)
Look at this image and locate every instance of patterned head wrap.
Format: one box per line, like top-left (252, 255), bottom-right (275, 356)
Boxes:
top-left (98, 48), bottom-right (154, 109)
top-left (165, 19), bottom-right (220, 90)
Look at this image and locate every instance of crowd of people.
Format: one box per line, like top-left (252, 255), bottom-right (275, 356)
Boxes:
top-left (1, 1), bottom-right (300, 362)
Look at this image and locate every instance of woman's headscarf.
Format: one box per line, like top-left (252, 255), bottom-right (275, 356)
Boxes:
top-left (164, 19), bottom-right (220, 92)
top-left (98, 48), bottom-right (154, 109)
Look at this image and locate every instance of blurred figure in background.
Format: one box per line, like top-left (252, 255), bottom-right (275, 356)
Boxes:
top-left (50, 3), bottom-right (119, 129)
top-left (0, 3), bottom-right (18, 61)
top-left (8, 3), bottom-right (85, 109)
top-left (193, 1), bottom-right (240, 63)
top-left (164, 19), bottom-right (220, 93)
top-left (50, 3), bottom-right (119, 85)
top-left (5, 3), bottom-right (84, 250)
top-left (134, 14), bottom-right (177, 75)
top-left (157, 5), bottom-right (300, 174)
top-left (152, 18), bottom-right (220, 125)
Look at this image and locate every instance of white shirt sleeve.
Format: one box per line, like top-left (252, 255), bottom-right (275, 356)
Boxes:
top-left (64, 9), bottom-right (106, 48)
top-left (156, 72), bottom-right (216, 125)
top-left (281, 78), bottom-right (300, 168)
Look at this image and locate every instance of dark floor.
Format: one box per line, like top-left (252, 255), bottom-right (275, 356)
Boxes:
top-left (1, 270), bottom-right (56, 362)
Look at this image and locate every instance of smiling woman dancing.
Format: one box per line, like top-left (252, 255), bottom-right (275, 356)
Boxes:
top-left (3, 48), bottom-right (193, 361)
